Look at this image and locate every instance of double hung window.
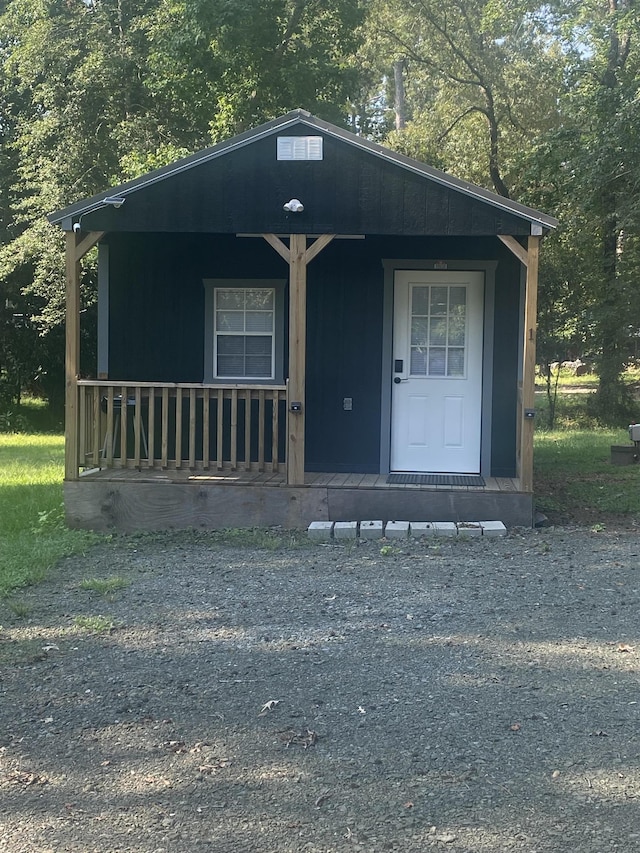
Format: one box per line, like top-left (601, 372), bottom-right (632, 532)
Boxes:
top-left (204, 280), bottom-right (284, 384)
top-left (215, 288), bottom-right (274, 379)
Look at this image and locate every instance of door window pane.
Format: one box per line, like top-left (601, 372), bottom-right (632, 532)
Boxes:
top-left (411, 317), bottom-right (428, 347)
top-left (409, 284), bottom-right (468, 377)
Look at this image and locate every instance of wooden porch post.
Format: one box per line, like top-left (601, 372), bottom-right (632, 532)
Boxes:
top-left (287, 233), bottom-right (307, 486)
top-left (65, 232), bottom-right (81, 481)
top-left (64, 230), bottom-right (106, 481)
top-left (520, 235), bottom-right (540, 493)
top-left (261, 232), bottom-right (334, 486)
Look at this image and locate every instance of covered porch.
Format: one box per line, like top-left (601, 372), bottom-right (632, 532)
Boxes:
top-left (63, 228), bottom-right (538, 531)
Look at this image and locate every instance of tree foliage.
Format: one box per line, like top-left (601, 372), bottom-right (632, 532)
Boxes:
top-left (0, 0), bottom-right (366, 410)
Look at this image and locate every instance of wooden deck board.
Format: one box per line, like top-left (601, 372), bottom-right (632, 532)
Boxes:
top-left (79, 467), bottom-right (519, 493)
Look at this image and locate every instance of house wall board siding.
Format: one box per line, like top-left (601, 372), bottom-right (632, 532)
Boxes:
top-left (491, 247), bottom-right (521, 477)
top-left (105, 234), bottom-right (521, 476)
top-left (305, 243), bottom-right (383, 473)
top-left (80, 132), bottom-right (533, 237)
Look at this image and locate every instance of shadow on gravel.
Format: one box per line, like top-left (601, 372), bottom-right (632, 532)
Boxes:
top-left (1, 528), bottom-right (639, 852)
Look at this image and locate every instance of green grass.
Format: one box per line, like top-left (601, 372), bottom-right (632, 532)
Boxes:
top-left (80, 575), bottom-right (130, 596)
top-left (0, 433), bottom-right (98, 596)
top-left (534, 427), bottom-right (640, 520)
top-left (73, 614), bottom-right (115, 633)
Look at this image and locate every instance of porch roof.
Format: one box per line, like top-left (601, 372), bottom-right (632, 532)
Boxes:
top-left (48, 110), bottom-right (558, 236)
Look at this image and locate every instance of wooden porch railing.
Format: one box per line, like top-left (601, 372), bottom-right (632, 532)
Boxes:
top-left (75, 381), bottom-right (288, 476)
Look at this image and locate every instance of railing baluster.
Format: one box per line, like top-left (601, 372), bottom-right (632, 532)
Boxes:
top-left (161, 387), bottom-right (169, 468)
top-left (92, 385), bottom-right (100, 468)
top-left (119, 385), bottom-right (128, 467)
top-left (230, 389), bottom-right (238, 469)
top-left (258, 389), bottom-right (265, 472)
top-left (106, 386), bottom-right (114, 467)
top-left (216, 389), bottom-right (224, 470)
top-left (202, 388), bottom-right (210, 469)
top-left (147, 387), bottom-right (155, 468)
top-left (134, 386), bottom-right (142, 467)
top-left (175, 387), bottom-right (183, 468)
top-left (244, 389), bottom-right (252, 471)
top-left (79, 384), bottom-right (87, 467)
top-left (189, 387), bottom-right (196, 468)
top-left (272, 390), bottom-right (280, 472)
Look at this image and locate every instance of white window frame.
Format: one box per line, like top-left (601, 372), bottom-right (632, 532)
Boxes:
top-left (203, 279), bottom-right (285, 384)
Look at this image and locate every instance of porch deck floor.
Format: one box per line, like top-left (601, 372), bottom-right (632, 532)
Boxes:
top-left (79, 466), bottom-right (521, 493)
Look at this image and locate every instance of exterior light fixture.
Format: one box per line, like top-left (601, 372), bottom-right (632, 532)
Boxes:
top-left (283, 198), bottom-right (304, 213)
top-left (103, 196), bottom-right (126, 208)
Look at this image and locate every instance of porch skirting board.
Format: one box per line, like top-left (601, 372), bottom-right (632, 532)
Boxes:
top-left (65, 480), bottom-right (533, 532)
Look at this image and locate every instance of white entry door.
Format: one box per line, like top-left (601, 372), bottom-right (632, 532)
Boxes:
top-left (391, 270), bottom-right (484, 473)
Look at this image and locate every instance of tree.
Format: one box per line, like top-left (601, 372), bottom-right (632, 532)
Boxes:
top-left (542, 0), bottom-right (640, 421)
top-left (0, 0), bottom-right (368, 412)
top-left (362, 0), bottom-right (562, 196)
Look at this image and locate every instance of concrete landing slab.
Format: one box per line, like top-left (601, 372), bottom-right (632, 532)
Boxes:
top-left (360, 520), bottom-right (384, 539)
top-left (385, 521), bottom-right (410, 538)
top-left (410, 522), bottom-right (436, 537)
top-left (432, 522), bottom-right (457, 536)
top-left (308, 521), bottom-right (334, 541)
top-left (334, 521), bottom-right (358, 539)
top-left (480, 521), bottom-right (507, 537)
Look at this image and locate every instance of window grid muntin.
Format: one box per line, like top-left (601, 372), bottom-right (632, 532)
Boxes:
top-left (214, 287), bottom-right (275, 379)
top-left (409, 284), bottom-right (467, 378)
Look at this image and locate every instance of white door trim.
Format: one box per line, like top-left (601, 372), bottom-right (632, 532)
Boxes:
top-left (380, 260), bottom-right (496, 475)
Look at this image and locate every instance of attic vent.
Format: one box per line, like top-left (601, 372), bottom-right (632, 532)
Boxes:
top-left (277, 136), bottom-right (323, 161)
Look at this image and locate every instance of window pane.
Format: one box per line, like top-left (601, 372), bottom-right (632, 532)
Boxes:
top-left (216, 290), bottom-right (245, 310)
top-left (411, 286), bottom-right (428, 315)
top-left (449, 287), bottom-right (466, 309)
top-left (428, 347), bottom-right (446, 376)
top-left (430, 287), bottom-right (448, 315)
top-left (245, 311), bottom-right (273, 332)
top-left (245, 336), bottom-right (271, 355)
top-left (245, 289), bottom-right (273, 310)
top-left (448, 313), bottom-right (466, 346)
top-left (410, 347), bottom-right (427, 375)
top-left (217, 355), bottom-right (245, 376)
top-left (245, 356), bottom-right (272, 377)
top-left (411, 317), bottom-right (428, 347)
top-left (429, 317), bottom-right (447, 346)
top-left (447, 348), bottom-right (465, 376)
top-left (217, 336), bottom-right (244, 355)
top-left (216, 311), bottom-right (244, 332)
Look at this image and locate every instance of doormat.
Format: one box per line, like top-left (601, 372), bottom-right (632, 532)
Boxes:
top-left (387, 473), bottom-right (486, 487)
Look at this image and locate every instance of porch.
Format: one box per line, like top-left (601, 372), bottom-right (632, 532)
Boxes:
top-left (67, 378), bottom-right (531, 529)
top-left (66, 464), bottom-right (528, 532)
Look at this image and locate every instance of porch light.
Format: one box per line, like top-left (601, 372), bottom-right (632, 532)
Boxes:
top-left (103, 196), bottom-right (126, 208)
top-left (283, 198), bottom-right (304, 213)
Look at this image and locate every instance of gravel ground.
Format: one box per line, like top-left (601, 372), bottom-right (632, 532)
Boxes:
top-left (1, 526), bottom-right (639, 853)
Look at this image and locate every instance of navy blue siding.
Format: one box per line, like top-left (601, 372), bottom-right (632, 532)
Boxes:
top-left (82, 130), bottom-right (532, 237)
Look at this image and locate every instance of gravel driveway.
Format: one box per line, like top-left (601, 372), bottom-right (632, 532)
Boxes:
top-left (1, 526), bottom-right (639, 852)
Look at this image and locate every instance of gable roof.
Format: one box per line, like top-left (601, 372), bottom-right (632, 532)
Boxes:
top-left (48, 109), bottom-right (558, 232)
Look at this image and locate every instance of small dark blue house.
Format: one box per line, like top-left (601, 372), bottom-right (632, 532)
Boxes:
top-left (50, 110), bottom-right (557, 530)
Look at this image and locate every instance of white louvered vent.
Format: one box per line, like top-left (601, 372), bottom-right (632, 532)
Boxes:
top-left (277, 136), bottom-right (323, 161)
